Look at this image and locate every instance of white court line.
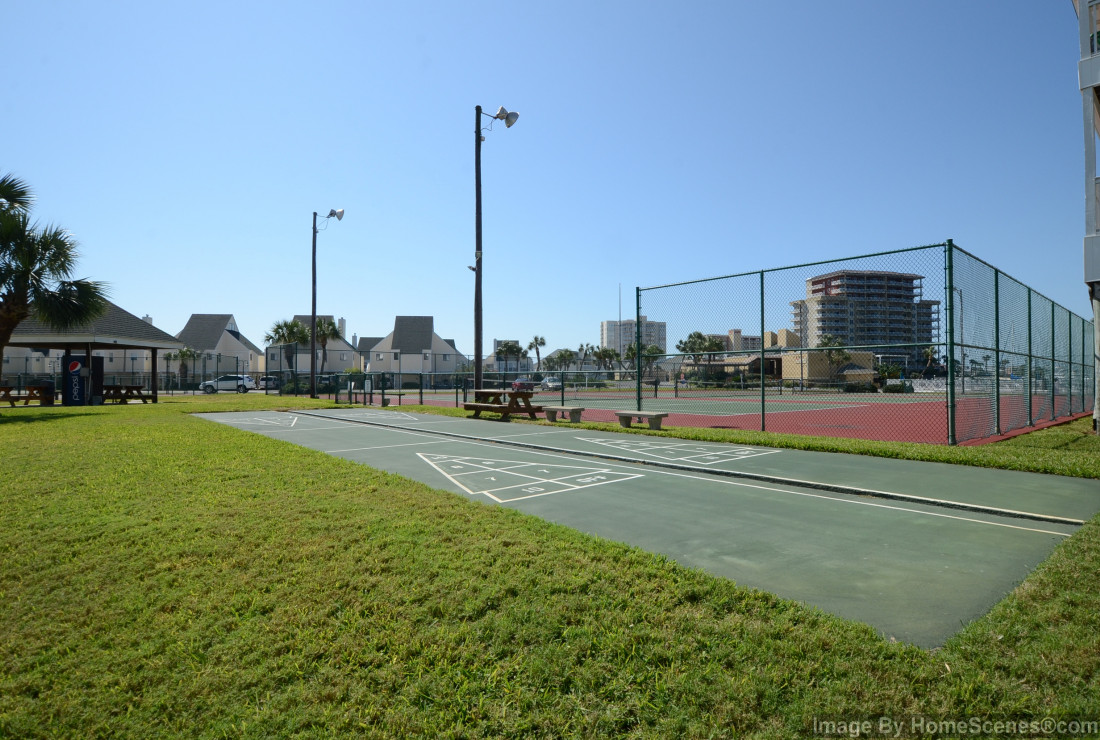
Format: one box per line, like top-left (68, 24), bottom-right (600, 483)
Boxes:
top-left (425, 437), bottom-right (1073, 538)
top-left (326, 439), bottom-right (449, 454)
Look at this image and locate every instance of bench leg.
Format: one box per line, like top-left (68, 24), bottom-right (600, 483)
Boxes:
top-left (618, 416), bottom-right (631, 428)
top-left (546, 410), bottom-right (559, 422)
top-left (568, 410), bottom-right (582, 423)
top-left (647, 418), bottom-right (663, 430)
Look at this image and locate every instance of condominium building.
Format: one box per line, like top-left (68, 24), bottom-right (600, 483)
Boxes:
top-left (790, 270), bottom-right (939, 364)
top-left (601, 315), bottom-right (667, 353)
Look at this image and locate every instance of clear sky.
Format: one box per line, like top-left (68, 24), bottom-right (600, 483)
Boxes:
top-left (5, 1), bottom-right (1091, 358)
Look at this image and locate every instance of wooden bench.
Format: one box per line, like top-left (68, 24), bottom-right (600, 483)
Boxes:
top-left (614, 410), bottom-right (669, 430)
top-left (464, 390), bottom-right (543, 420)
top-left (543, 406), bottom-right (584, 423)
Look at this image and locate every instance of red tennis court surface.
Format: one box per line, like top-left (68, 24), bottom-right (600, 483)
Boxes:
top-left (411, 393), bottom-right (1093, 445)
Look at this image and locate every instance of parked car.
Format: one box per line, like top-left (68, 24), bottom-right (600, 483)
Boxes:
top-left (511, 377), bottom-right (536, 391)
top-left (258, 376), bottom-right (280, 390)
top-left (540, 376), bottom-right (562, 391)
top-left (200, 375), bottom-right (257, 393)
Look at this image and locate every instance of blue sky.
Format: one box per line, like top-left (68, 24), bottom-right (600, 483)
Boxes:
top-left (5, 1), bottom-right (1090, 357)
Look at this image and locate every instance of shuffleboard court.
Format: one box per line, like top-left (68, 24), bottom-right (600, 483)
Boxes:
top-left (198, 408), bottom-right (1099, 647)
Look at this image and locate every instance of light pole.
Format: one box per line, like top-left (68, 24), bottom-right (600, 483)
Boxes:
top-left (311, 208), bottom-right (344, 398)
top-left (473, 104), bottom-right (519, 390)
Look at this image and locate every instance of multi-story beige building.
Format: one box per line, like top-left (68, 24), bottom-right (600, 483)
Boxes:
top-left (790, 270), bottom-right (939, 365)
top-left (601, 315), bottom-right (667, 353)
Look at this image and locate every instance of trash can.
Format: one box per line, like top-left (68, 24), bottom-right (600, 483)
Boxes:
top-left (38, 379), bottom-right (55, 406)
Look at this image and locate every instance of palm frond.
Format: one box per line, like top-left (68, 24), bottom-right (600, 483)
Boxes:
top-left (31, 279), bottom-right (110, 331)
top-left (0, 173), bottom-right (33, 213)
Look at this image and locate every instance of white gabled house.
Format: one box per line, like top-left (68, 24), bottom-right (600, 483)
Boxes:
top-left (362, 317), bottom-right (463, 375)
top-left (176, 314), bottom-right (264, 374)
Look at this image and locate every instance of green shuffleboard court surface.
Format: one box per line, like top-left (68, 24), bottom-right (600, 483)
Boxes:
top-left (199, 408), bottom-right (1099, 648)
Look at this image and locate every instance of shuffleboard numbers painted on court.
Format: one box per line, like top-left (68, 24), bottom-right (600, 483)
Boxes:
top-left (577, 438), bottom-right (780, 465)
top-left (418, 453), bottom-right (641, 503)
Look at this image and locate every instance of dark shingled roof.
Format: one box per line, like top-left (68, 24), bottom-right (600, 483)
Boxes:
top-left (391, 316), bottom-right (434, 353)
top-left (358, 337), bottom-right (383, 352)
top-left (176, 314), bottom-right (261, 354)
top-left (9, 300), bottom-right (182, 350)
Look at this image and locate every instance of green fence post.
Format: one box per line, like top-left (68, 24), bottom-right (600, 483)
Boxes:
top-left (1051, 301), bottom-right (1056, 421)
top-left (419, 373), bottom-right (424, 405)
top-left (993, 270), bottom-right (1001, 435)
top-left (945, 240), bottom-right (957, 445)
top-left (635, 287), bottom-right (643, 412)
top-left (760, 270), bottom-right (766, 433)
top-left (1068, 310), bottom-right (1074, 414)
top-left (1027, 288), bottom-right (1033, 426)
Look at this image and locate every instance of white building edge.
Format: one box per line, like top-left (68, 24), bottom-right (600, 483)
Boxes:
top-left (1073, 0), bottom-right (1100, 429)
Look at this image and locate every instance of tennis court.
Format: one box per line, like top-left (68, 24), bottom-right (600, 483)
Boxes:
top-left (407, 384), bottom-right (1088, 444)
top-left (200, 407), bottom-right (1098, 647)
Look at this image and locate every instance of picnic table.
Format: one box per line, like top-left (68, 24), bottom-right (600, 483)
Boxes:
top-left (0, 385), bottom-right (50, 406)
top-left (464, 389), bottom-right (543, 420)
top-left (103, 384), bottom-right (149, 404)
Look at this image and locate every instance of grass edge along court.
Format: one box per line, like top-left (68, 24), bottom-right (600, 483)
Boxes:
top-left (1, 396), bottom-right (1098, 738)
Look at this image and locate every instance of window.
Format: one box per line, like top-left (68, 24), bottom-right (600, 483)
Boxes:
top-left (443, 354), bottom-right (450, 361)
top-left (269, 352), bottom-right (277, 361)
top-left (340, 352), bottom-right (347, 362)
top-left (393, 352), bottom-right (400, 362)
top-left (377, 353), bottom-right (384, 361)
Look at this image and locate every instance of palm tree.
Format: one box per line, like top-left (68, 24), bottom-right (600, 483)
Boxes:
top-left (164, 346), bottom-right (199, 387)
top-left (527, 335), bottom-right (546, 371)
top-left (676, 331), bottom-right (711, 364)
top-left (556, 349), bottom-right (576, 372)
top-left (495, 340), bottom-right (525, 373)
top-left (576, 342), bottom-right (595, 371)
top-left (921, 345), bottom-right (938, 378)
top-left (817, 334), bottom-right (851, 381)
top-left (592, 346), bottom-right (619, 373)
top-left (265, 319), bottom-right (310, 374)
top-left (0, 173), bottom-right (109, 364)
top-left (313, 317), bottom-right (342, 374)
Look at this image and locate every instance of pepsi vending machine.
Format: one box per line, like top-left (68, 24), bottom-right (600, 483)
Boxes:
top-left (62, 355), bottom-right (104, 405)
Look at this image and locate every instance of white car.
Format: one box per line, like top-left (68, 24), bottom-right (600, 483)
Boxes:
top-left (200, 375), bottom-right (257, 393)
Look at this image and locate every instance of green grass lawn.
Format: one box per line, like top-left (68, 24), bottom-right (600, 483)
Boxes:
top-left (1, 396), bottom-right (1098, 738)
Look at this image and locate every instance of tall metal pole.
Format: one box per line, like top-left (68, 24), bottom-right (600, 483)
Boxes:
top-left (474, 105), bottom-right (484, 391)
top-left (310, 211), bottom-right (318, 398)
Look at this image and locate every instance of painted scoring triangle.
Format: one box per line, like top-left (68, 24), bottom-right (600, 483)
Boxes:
top-left (576, 437), bottom-right (779, 465)
top-left (418, 453), bottom-right (642, 502)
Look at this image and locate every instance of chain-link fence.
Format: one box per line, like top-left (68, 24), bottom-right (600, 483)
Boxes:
top-left (630, 241), bottom-right (1094, 444)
